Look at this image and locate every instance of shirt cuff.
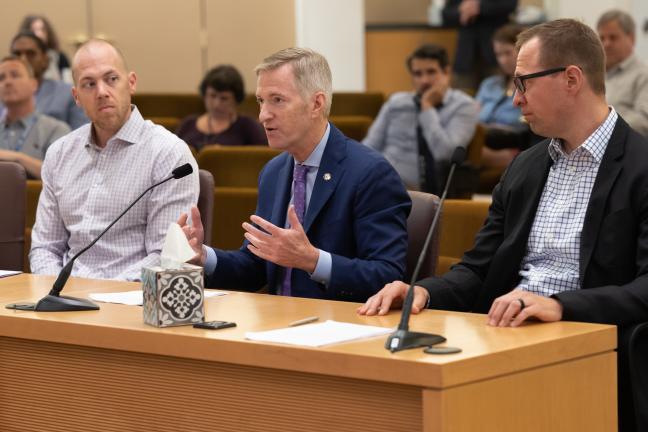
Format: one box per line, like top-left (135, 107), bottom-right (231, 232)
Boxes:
top-left (310, 249), bottom-right (332, 286)
top-left (204, 246), bottom-right (217, 275)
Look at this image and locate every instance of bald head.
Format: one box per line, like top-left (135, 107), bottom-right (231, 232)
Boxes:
top-left (70, 38), bottom-right (137, 146)
top-left (72, 39), bottom-right (128, 85)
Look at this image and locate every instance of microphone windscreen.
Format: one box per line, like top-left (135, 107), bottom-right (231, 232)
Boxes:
top-left (451, 146), bottom-right (466, 165)
top-left (172, 163), bottom-right (193, 179)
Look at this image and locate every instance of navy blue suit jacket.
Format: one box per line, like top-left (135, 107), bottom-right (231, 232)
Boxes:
top-left (205, 124), bottom-right (411, 302)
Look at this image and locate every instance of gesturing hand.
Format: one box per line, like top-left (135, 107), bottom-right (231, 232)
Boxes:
top-left (243, 206), bottom-right (320, 272)
top-left (176, 206), bottom-right (206, 266)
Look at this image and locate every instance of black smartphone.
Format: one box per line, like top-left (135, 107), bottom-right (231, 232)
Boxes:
top-left (193, 321), bottom-right (237, 330)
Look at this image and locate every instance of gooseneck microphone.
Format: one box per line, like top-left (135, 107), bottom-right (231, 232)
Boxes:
top-left (385, 147), bottom-right (466, 353)
top-left (6, 163), bottom-right (194, 312)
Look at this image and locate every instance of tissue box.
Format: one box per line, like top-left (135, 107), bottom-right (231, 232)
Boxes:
top-left (142, 264), bottom-right (205, 327)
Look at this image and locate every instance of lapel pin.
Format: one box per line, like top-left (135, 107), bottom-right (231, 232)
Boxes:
top-left (323, 173), bottom-right (332, 181)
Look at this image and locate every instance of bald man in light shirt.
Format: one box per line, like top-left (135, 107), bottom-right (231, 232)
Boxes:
top-left (30, 39), bottom-right (198, 281)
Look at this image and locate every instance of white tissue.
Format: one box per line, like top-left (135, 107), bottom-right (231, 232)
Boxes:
top-left (160, 222), bottom-right (196, 269)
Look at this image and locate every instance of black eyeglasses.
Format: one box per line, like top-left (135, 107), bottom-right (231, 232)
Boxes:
top-left (513, 67), bottom-right (567, 94)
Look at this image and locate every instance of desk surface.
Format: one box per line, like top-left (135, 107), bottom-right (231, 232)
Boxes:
top-left (0, 274), bottom-right (615, 389)
top-left (0, 274), bottom-right (618, 432)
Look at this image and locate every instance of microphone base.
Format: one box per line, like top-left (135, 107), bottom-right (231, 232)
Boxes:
top-left (6, 294), bottom-right (100, 312)
top-left (385, 329), bottom-right (446, 353)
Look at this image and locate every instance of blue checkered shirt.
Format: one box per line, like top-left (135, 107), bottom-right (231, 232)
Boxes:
top-left (518, 109), bottom-right (618, 296)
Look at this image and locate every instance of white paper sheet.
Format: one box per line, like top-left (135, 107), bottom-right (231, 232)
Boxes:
top-left (0, 270), bottom-right (21, 278)
top-left (89, 290), bottom-right (226, 306)
top-left (245, 320), bottom-right (393, 347)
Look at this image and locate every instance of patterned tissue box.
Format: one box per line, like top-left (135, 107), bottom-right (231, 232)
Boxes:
top-left (142, 264), bottom-right (205, 327)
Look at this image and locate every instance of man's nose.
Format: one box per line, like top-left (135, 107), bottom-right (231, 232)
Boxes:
top-left (95, 80), bottom-right (109, 97)
top-left (513, 89), bottom-right (524, 106)
top-left (258, 103), bottom-right (271, 123)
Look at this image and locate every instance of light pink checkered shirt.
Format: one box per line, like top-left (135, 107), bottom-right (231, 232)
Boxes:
top-left (30, 106), bottom-right (199, 281)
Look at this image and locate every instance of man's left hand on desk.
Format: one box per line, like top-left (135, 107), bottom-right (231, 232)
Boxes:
top-left (487, 288), bottom-right (564, 327)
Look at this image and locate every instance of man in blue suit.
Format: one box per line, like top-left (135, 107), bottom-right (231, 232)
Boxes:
top-left (178, 48), bottom-right (411, 302)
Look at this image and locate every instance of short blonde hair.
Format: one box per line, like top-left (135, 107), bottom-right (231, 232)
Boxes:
top-left (255, 47), bottom-right (332, 117)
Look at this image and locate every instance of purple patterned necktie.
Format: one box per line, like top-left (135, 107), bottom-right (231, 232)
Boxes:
top-left (279, 163), bottom-right (309, 296)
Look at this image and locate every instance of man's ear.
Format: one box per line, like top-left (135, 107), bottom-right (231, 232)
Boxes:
top-left (311, 91), bottom-right (326, 118)
top-left (71, 86), bottom-right (80, 106)
top-left (128, 71), bottom-right (137, 94)
top-left (565, 65), bottom-right (583, 94)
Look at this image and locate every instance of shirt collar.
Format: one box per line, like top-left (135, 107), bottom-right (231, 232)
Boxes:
top-left (1, 111), bottom-right (37, 129)
top-left (86, 104), bottom-right (144, 148)
top-left (548, 108), bottom-right (618, 163)
top-left (295, 122), bottom-right (330, 168)
top-left (608, 54), bottom-right (637, 74)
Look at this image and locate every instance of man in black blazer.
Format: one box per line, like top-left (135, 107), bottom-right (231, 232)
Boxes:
top-left (359, 19), bottom-right (647, 431)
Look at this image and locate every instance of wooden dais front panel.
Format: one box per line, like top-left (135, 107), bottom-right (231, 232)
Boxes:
top-left (0, 337), bottom-right (421, 432)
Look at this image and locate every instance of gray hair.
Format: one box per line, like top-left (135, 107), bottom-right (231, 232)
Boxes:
top-left (597, 9), bottom-right (635, 35)
top-left (255, 47), bottom-right (332, 117)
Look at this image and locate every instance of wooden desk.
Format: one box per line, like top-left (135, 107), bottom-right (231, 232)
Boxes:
top-left (0, 275), bottom-right (616, 432)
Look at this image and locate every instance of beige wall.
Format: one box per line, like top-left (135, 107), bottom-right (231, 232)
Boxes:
top-left (0, 0), bottom-right (87, 61)
top-left (206, 0), bottom-right (295, 95)
top-left (0, 0), bottom-right (295, 93)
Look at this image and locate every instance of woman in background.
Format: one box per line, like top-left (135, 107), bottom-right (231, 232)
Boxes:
top-left (176, 65), bottom-right (267, 151)
top-left (19, 15), bottom-right (72, 83)
top-left (475, 23), bottom-right (538, 171)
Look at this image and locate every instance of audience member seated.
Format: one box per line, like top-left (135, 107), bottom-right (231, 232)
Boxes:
top-left (176, 65), bottom-right (266, 151)
top-left (598, 9), bottom-right (648, 136)
top-left (19, 15), bottom-right (72, 84)
top-left (30, 39), bottom-right (198, 281)
top-left (0, 56), bottom-right (69, 179)
top-left (7, 32), bottom-right (88, 130)
top-left (476, 24), bottom-right (539, 171)
top-left (363, 44), bottom-right (478, 193)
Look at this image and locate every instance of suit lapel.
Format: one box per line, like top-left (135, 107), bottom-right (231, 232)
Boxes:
top-left (504, 145), bottom-right (552, 261)
top-left (303, 126), bottom-right (346, 233)
top-left (271, 155), bottom-right (294, 229)
top-left (579, 119), bottom-right (627, 281)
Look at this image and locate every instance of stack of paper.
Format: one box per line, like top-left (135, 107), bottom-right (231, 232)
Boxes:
top-left (245, 320), bottom-right (392, 347)
top-left (0, 270), bottom-right (21, 278)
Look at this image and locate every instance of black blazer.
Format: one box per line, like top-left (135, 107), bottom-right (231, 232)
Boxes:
top-left (421, 117), bottom-right (648, 326)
